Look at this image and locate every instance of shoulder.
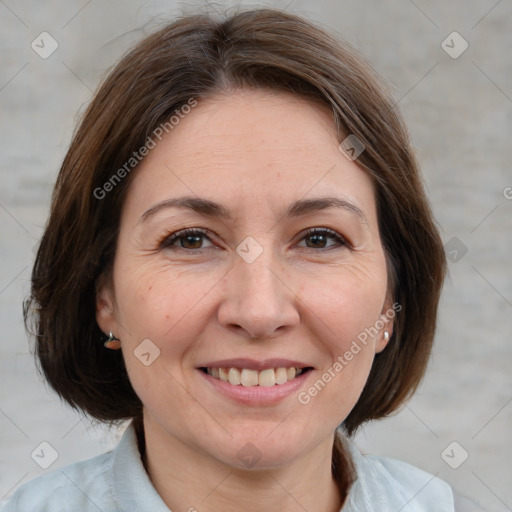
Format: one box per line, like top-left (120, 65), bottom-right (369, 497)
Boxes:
top-left (0, 449), bottom-right (116, 512)
top-left (0, 422), bottom-right (167, 512)
top-left (340, 435), bottom-right (455, 511)
top-left (367, 453), bottom-right (454, 508)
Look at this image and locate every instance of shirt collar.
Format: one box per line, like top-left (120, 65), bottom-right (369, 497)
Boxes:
top-left (111, 422), bottom-right (171, 511)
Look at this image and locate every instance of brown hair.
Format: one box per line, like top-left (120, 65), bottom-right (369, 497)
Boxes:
top-left (24, 7), bottom-right (446, 437)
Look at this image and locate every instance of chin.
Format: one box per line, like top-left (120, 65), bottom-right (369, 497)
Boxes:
top-left (207, 423), bottom-right (320, 471)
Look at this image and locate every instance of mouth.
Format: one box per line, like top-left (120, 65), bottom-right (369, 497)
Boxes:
top-left (199, 366), bottom-right (314, 387)
top-left (196, 358), bottom-right (315, 405)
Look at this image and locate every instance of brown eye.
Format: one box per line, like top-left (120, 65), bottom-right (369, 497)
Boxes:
top-left (298, 228), bottom-right (347, 250)
top-left (161, 228), bottom-right (213, 251)
top-left (178, 234), bottom-right (203, 249)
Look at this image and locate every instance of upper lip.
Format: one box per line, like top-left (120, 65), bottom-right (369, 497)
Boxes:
top-left (197, 358), bottom-right (314, 371)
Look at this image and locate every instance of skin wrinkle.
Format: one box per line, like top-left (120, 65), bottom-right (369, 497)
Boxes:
top-left (130, 196), bottom-right (376, 275)
top-left (96, 88), bottom-right (393, 512)
top-left (131, 220), bottom-right (370, 266)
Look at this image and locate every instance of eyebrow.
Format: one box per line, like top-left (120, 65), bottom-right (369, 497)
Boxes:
top-left (139, 195), bottom-right (368, 225)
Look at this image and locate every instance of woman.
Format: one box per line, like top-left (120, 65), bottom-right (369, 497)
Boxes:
top-left (2, 7), bottom-right (474, 511)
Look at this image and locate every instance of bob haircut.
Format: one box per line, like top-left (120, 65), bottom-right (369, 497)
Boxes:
top-left (24, 7), bottom-right (446, 436)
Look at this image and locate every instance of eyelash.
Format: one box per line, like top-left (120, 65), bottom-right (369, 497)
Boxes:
top-left (160, 227), bottom-right (349, 252)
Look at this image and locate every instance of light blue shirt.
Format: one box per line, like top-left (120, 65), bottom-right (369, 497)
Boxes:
top-left (0, 422), bottom-right (462, 511)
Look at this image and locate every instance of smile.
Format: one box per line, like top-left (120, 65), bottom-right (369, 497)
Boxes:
top-left (201, 367), bottom-right (311, 386)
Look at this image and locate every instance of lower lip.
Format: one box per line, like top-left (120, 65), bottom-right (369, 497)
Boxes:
top-left (197, 369), bottom-right (313, 406)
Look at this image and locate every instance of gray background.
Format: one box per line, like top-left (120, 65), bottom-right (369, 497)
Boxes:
top-left (1, 0), bottom-right (511, 509)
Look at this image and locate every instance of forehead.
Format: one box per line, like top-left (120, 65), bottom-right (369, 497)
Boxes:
top-left (123, 88), bottom-right (377, 224)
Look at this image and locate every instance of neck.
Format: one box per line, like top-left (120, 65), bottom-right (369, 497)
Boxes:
top-left (134, 415), bottom-right (353, 512)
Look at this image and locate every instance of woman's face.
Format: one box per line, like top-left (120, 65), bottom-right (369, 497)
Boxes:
top-left (97, 88), bottom-right (393, 469)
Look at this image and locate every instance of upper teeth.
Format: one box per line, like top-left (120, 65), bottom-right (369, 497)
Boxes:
top-left (206, 367), bottom-right (305, 387)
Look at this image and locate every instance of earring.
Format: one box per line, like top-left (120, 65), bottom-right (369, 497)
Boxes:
top-left (104, 331), bottom-right (121, 350)
top-left (384, 331), bottom-right (390, 342)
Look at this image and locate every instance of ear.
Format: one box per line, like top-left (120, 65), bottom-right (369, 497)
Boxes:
top-left (375, 293), bottom-right (397, 354)
top-left (95, 273), bottom-right (117, 336)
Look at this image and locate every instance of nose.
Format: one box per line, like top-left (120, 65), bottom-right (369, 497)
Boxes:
top-left (217, 245), bottom-right (300, 340)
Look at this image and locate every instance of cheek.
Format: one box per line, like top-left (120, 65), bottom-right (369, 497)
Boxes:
top-left (295, 261), bottom-right (387, 413)
top-left (114, 255), bottom-right (208, 337)
top-left (112, 258), bottom-right (222, 400)
top-left (114, 263), bottom-right (207, 411)
top-left (299, 260), bottom-right (387, 347)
